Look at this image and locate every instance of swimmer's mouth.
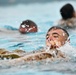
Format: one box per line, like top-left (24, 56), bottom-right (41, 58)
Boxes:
top-left (50, 44), bottom-right (58, 49)
top-left (47, 40), bottom-right (59, 49)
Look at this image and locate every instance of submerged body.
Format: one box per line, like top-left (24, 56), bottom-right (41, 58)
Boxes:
top-left (0, 48), bottom-right (67, 64)
top-left (57, 17), bottom-right (76, 29)
top-left (56, 3), bottom-right (76, 29)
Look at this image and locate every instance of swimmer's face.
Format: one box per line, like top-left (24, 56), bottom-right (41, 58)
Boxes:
top-left (46, 29), bottom-right (68, 49)
top-left (19, 24), bottom-right (37, 33)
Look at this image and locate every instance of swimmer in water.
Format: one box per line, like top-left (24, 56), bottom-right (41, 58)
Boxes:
top-left (56, 3), bottom-right (76, 28)
top-left (19, 20), bottom-right (38, 34)
top-left (46, 26), bottom-right (69, 49)
top-left (17, 26), bottom-right (70, 61)
top-left (0, 26), bottom-right (70, 61)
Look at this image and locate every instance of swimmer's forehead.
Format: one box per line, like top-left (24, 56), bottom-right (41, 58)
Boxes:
top-left (47, 29), bottom-right (66, 36)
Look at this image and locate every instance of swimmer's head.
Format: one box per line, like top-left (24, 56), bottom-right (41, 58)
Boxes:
top-left (46, 26), bottom-right (69, 49)
top-left (60, 3), bottom-right (75, 20)
top-left (19, 20), bottom-right (38, 34)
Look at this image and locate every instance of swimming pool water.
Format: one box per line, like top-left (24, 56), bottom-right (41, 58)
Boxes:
top-left (0, 0), bottom-right (76, 75)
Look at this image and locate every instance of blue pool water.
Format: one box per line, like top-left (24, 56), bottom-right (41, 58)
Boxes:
top-left (0, 0), bottom-right (76, 75)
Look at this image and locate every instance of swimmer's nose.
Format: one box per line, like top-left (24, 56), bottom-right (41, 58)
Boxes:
top-left (47, 37), bottom-right (53, 41)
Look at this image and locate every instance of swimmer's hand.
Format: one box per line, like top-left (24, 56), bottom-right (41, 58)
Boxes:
top-left (46, 40), bottom-right (61, 49)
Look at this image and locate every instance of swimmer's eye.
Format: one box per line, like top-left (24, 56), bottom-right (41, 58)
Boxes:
top-left (52, 33), bottom-right (59, 38)
top-left (53, 35), bottom-right (59, 38)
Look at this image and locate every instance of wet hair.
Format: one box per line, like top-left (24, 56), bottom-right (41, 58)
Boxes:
top-left (47, 26), bottom-right (69, 37)
top-left (60, 3), bottom-right (75, 20)
top-left (21, 20), bottom-right (37, 27)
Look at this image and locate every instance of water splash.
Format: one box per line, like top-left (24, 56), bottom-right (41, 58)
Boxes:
top-left (58, 42), bottom-right (76, 58)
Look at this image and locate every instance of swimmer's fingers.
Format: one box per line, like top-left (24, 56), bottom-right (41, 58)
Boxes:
top-left (53, 40), bottom-right (62, 48)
